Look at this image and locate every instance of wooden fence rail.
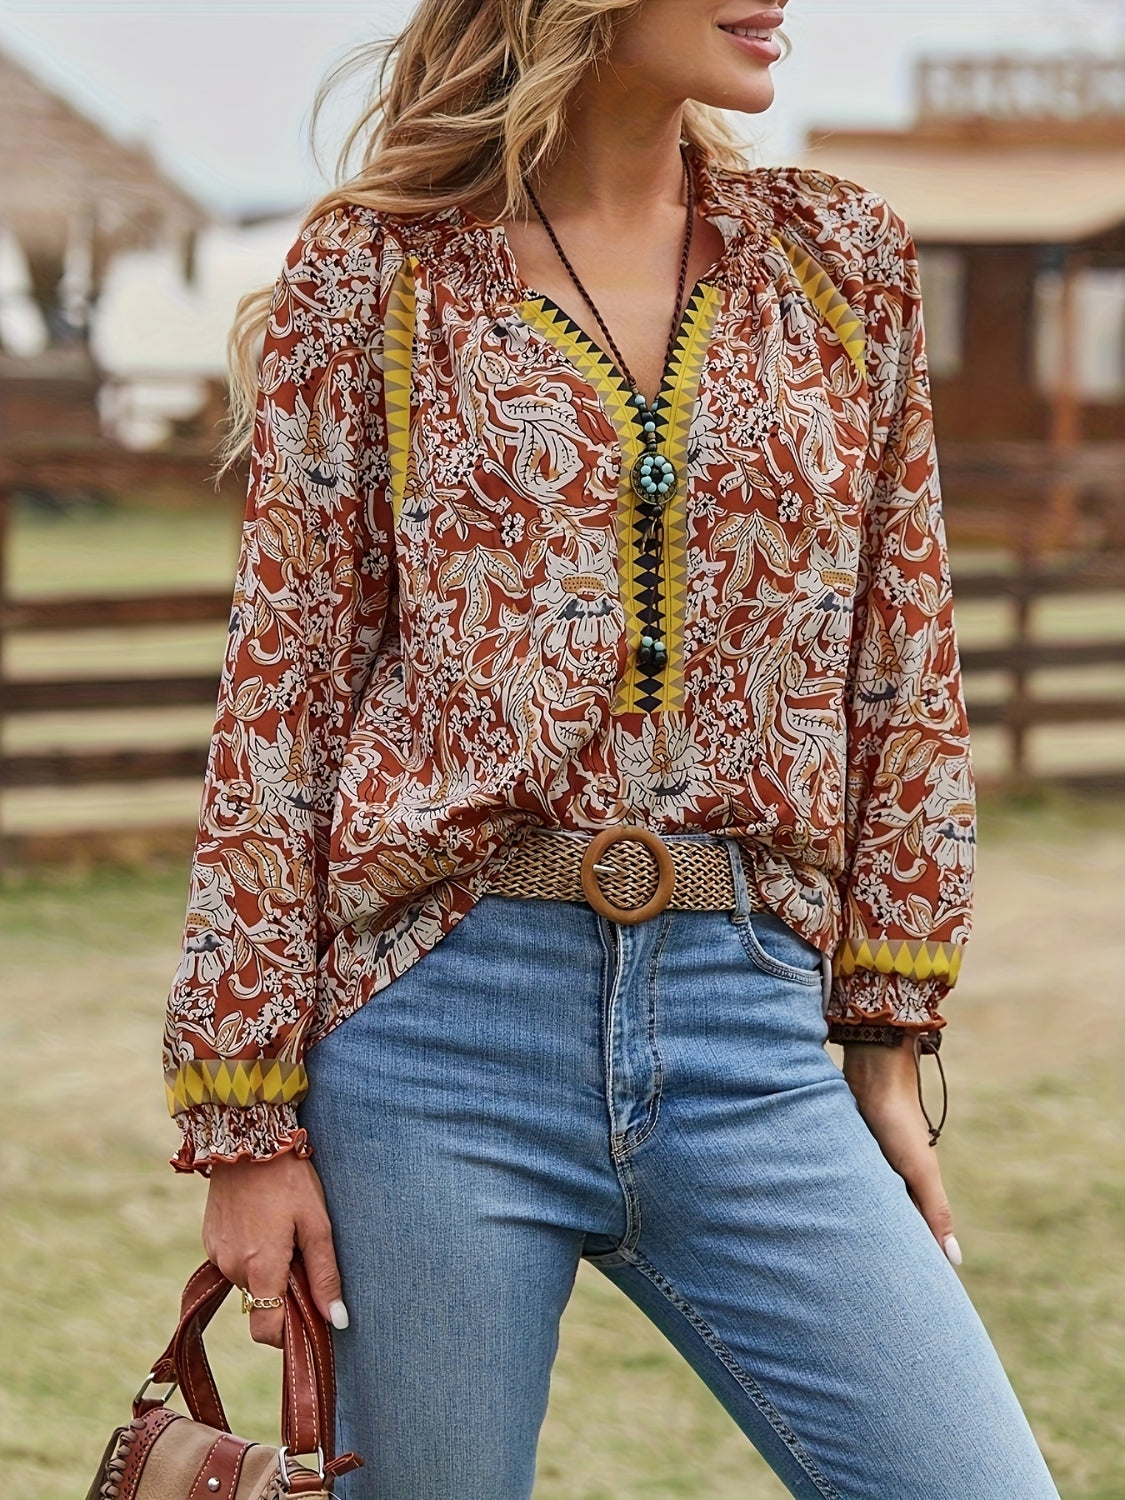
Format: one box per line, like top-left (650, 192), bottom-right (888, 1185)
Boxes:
top-left (1, 553), bottom-right (1124, 855)
top-left (1, 589), bottom-right (230, 632)
top-left (3, 747), bottom-right (210, 788)
top-left (952, 556), bottom-right (1125, 784)
top-left (0, 586), bottom-right (229, 796)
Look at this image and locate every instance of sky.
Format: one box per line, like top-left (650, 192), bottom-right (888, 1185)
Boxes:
top-left (1, 0), bottom-right (1123, 219)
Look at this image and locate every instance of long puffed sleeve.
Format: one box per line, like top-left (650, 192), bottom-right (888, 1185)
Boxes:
top-left (829, 216), bottom-right (975, 1033)
top-left (163, 215), bottom-right (394, 1172)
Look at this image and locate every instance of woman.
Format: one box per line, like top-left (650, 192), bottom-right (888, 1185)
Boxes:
top-left (165, 2), bottom-right (1059, 1495)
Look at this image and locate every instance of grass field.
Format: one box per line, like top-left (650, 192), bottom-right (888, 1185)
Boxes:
top-left (2, 796), bottom-right (1123, 1498)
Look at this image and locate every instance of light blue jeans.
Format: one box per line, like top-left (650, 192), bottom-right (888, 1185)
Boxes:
top-left (301, 837), bottom-right (1058, 1499)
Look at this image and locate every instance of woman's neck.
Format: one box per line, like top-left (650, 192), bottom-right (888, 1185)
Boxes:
top-left (528, 79), bottom-right (688, 229)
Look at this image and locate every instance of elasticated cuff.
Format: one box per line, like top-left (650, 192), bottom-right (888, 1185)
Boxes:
top-left (170, 1102), bottom-right (312, 1176)
top-left (827, 967), bottom-right (948, 1031)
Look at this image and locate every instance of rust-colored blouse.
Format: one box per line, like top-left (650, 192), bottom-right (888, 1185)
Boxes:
top-left (164, 152), bottom-right (975, 1174)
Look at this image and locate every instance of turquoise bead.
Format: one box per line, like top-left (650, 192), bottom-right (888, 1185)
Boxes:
top-left (630, 449), bottom-right (678, 505)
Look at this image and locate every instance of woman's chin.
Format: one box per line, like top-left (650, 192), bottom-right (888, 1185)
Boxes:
top-left (701, 80), bottom-right (776, 117)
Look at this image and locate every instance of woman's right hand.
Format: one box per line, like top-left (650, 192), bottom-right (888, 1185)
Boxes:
top-left (202, 1152), bottom-right (349, 1347)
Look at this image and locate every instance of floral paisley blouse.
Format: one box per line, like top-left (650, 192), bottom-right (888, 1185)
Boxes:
top-left (164, 149), bottom-right (975, 1174)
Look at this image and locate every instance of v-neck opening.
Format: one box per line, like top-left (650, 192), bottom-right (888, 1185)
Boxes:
top-left (517, 281), bottom-right (708, 419)
top-left (451, 155), bottom-right (749, 719)
top-left (517, 279), bottom-right (726, 718)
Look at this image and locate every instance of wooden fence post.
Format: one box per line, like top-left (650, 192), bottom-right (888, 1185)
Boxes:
top-left (1009, 547), bottom-right (1034, 788)
top-left (0, 480), bottom-right (9, 875)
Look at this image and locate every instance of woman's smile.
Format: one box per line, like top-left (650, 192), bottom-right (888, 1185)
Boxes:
top-left (718, 8), bottom-right (786, 65)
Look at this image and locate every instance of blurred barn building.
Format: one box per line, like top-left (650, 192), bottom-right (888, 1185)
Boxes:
top-left (805, 53), bottom-right (1125, 552)
top-left (0, 44), bottom-right (210, 453)
top-left (0, 47), bottom-right (229, 867)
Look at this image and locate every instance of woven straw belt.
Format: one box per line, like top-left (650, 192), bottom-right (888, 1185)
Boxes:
top-left (482, 826), bottom-right (763, 926)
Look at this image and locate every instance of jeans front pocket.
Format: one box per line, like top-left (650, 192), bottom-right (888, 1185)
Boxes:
top-left (736, 910), bottom-right (824, 987)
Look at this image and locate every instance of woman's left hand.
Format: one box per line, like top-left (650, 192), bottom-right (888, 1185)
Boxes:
top-left (841, 1041), bottom-right (962, 1268)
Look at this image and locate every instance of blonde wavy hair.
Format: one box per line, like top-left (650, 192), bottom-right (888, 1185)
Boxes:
top-left (221, 0), bottom-right (749, 468)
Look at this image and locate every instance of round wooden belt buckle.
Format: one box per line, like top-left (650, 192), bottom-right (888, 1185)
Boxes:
top-left (580, 826), bottom-right (676, 925)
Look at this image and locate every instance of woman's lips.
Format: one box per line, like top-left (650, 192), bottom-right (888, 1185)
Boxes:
top-left (719, 19), bottom-right (783, 64)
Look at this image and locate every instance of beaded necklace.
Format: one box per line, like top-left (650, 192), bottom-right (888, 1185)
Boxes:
top-left (525, 152), bottom-right (696, 676)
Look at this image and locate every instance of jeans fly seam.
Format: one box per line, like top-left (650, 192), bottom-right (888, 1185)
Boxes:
top-left (615, 912), bottom-right (672, 1156)
top-left (599, 914), bottom-right (641, 1251)
top-left (619, 1249), bottom-right (844, 1500)
top-left (601, 922), bottom-right (626, 1144)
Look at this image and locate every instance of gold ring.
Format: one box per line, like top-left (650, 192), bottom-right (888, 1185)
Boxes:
top-left (240, 1288), bottom-right (284, 1314)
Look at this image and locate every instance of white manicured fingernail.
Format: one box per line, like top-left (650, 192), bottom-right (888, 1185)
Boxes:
top-left (329, 1300), bottom-right (350, 1329)
top-left (943, 1235), bottom-right (963, 1267)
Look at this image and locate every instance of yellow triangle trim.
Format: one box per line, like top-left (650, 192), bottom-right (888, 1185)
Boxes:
top-left (774, 235), bottom-right (867, 381)
top-left (385, 255), bottom-right (419, 523)
top-left (651, 282), bottom-right (723, 716)
top-left (520, 284), bottom-right (722, 716)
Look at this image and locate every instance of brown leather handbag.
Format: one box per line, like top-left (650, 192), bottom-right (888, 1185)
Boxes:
top-left (86, 1258), bottom-right (363, 1499)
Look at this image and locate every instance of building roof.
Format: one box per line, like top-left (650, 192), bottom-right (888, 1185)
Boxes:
top-left (0, 46), bottom-right (209, 274)
top-left (801, 134), bottom-right (1125, 247)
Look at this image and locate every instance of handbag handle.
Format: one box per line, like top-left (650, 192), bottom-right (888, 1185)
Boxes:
top-left (143, 1256), bottom-right (354, 1478)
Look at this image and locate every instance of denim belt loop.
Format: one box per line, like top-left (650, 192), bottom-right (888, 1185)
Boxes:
top-left (723, 838), bottom-right (754, 924)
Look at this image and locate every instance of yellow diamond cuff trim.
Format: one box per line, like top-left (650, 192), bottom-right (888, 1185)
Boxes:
top-left (165, 1059), bottom-right (309, 1117)
top-left (834, 938), bottom-right (963, 985)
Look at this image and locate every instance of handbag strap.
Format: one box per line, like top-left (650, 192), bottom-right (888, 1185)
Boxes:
top-left (145, 1256), bottom-right (345, 1469)
top-left (148, 1260), bottom-right (230, 1430)
top-left (282, 1258), bottom-right (336, 1460)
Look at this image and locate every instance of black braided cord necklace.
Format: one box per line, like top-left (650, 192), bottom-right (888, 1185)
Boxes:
top-left (525, 151), bottom-right (696, 676)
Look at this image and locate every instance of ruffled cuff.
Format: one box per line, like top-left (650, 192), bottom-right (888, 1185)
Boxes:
top-left (170, 1102), bottom-right (313, 1177)
top-left (827, 967), bottom-right (948, 1032)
